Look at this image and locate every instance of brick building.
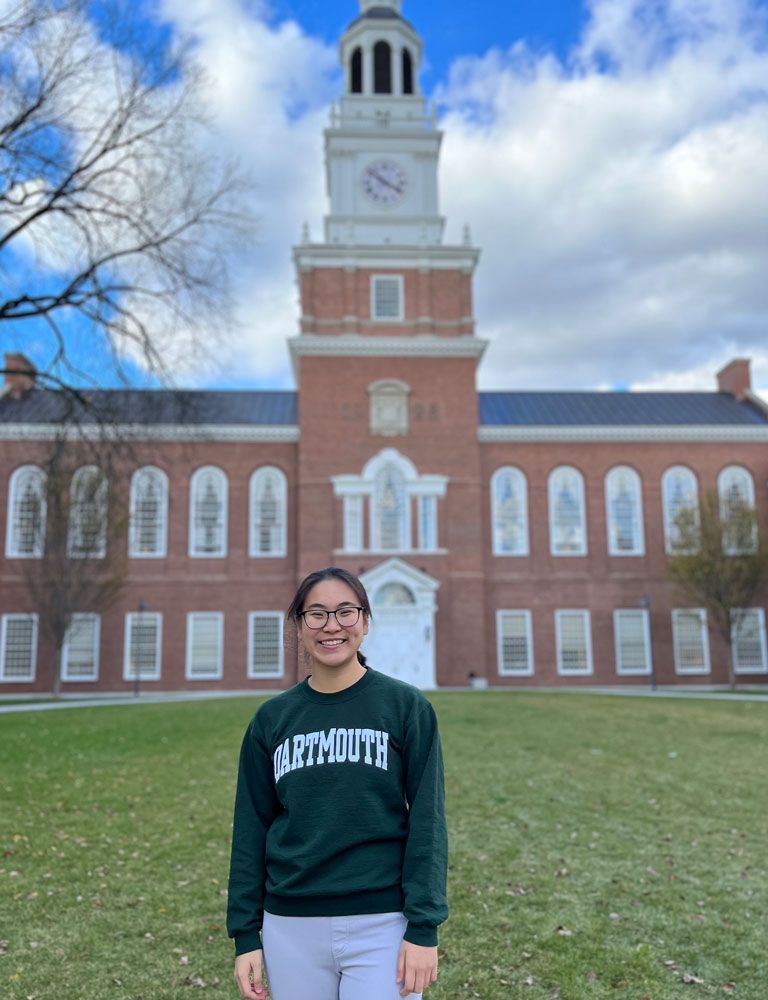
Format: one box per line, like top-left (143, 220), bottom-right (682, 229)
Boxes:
top-left (2, 0), bottom-right (768, 693)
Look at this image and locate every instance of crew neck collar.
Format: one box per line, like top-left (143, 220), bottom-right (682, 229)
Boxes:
top-left (299, 665), bottom-right (374, 703)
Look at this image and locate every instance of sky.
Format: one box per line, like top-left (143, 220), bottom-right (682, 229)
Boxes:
top-left (4, 0), bottom-right (768, 397)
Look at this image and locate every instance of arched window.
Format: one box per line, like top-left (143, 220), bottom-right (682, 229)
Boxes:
top-left (718, 465), bottom-right (756, 554)
top-left (189, 467), bottom-right (227, 557)
top-left (662, 466), bottom-right (699, 554)
top-left (373, 40), bottom-right (392, 94)
top-left (548, 466), bottom-right (587, 556)
top-left (605, 466), bottom-right (644, 556)
top-left (68, 466), bottom-right (107, 558)
top-left (6, 465), bottom-right (46, 557)
top-left (491, 467), bottom-right (528, 556)
top-left (402, 48), bottom-right (413, 94)
top-left (374, 463), bottom-right (407, 550)
top-left (129, 467), bottom-right (168, 558)
top-left (249, 466), bottom-right (287, 557)
top-left (350, 46), bottom-right (363, 93)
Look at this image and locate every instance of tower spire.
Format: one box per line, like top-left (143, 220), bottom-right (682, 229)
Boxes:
top-left (359, 0), bottom-right (402, 10)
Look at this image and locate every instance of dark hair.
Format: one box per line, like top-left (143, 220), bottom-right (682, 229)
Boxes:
top-left (287, 567), bottom-right (372, 667)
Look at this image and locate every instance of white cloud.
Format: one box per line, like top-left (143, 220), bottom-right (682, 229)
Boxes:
top-left (436, 0), bottom-right (768, 395)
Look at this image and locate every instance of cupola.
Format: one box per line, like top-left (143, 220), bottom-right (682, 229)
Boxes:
top-left (341, 0), bottom-right (422, 99)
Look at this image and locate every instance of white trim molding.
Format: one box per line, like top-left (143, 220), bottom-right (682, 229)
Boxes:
top-left (479, 425), bottom-right (768, 443)
top-left (289, 334), bottom-right (488, 362)
top-left (0, 424), bottom-right (299, 443)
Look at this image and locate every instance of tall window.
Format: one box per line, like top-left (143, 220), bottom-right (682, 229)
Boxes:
top-left (124, 612), bottom-right (162, 681)
top-left (248, 613), bottom-right (284, 678)
top-left (186, 612), bottom-right (224, 680)
top-left (491, 467), bottom-right (529, 556)
top-left (662, 466), bottom-right (699, 553)
top-left (718, 465), bottom-right (756, 554)
top-left (129, 467), bottom-right (168, 558)
top-left (418, 496), bottom-right (437, 552)
top-left (605, 466), bottom-right (644, 556)
top-left (350, 46), bottom-right (363, 93)
top-left (62, 614), bottom-right (100, 681)
top-left (613, 609), bottom-right (652, 676)
top-left (371, 275), bottom-right (403, 321)
top-left (249, 467), bottom-right (287, 557)
top-left (402, 48), bottom-right (414, 94)
top-left (68, 466), bottom-right (107, 558)
top-left (6, 466), bottom-right (46, 557)
top-left (731, 609), bottom-right (768, 675)
top-left (555, 610), bottom-right (593, 675)
top-left (496, 610), bottom-right (534, 676)
top-left (189, 467), bottom-right (227, 557)
top-left (374, 463), bottom-right (407, 550)
top-left (671, 609), bottom-right (710, 675)
top-left (0, 614), bottom-right (38, 682)
top-left (373, 40), bottom-right (392, 93)
top-left (549, 467), bottom-right (587, 556)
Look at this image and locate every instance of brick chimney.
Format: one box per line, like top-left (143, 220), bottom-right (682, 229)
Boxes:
top-left (3, 353), bottom-right (37, 399)
top-left (716, 358), bottom-right (751, 401)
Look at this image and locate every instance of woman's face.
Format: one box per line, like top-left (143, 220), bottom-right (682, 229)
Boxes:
top-left (298, 578), bottom-right (369, 671)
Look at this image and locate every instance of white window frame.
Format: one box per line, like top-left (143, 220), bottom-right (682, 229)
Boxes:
top-left (731, 608), bottom-right (768, 675)
top-left (343, 496), bottom-right (364, 552)
top-left (718, 465), bottom-right (757, 555)
top-left (548, 466), bottom-right (587, 556)
top-left (186, 612), bottom-right (224, 681)
top-left (372, 462), bottom-right (410, 551)
top-left (555, 610), bottom-right (593, 676)
top-left (662, 466), bottom-right (699, 554)
top-left (68, 465), bottom-right (107, 559)
top-left (61, 613), bottom-right (100, 682)
top-left (129, 466), bottom-right (169, 559)
top-left (123, 612), bottom-right (163, 681)
top-left (496, 610), bottom-right (534, 676)
top-left (0, 613), bottom-right (38, 683)
top-left (613, 609), bottom-right (652, 676)
top-left (605, 466), bottom-right (645, 557)
top-left (248, 466), bottom-right (287, 558)
top-left (370, 274), bottom-right (404, 322)
top-left (491, 467), bottom-right (529, 556)
top-left (189, 466), bottom-right (228, 558)
top-left (417, 495), bottom-right (438, 552)
top-left (671, 609), bottom-right (710, 675)
top-left (6, 465), bottom-right (46, 558)
top-left (247, 612), bottom-right (284, 679)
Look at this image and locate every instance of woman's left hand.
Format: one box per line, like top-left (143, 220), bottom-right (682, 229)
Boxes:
top-left (396, 941), bottom-right (438, 996)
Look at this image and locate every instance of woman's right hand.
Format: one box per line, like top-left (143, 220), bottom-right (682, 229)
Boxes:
top-left (234, 949), bottom-right (268, 999)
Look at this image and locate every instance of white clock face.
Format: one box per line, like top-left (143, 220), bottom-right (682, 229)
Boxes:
top-left (362, 160), bottom-right (407, 206)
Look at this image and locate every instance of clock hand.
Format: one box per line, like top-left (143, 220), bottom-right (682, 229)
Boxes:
top-left (371, 169), bottom-right (404, 194)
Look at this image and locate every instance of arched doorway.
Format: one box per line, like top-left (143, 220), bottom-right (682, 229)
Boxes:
top-left (360, 559), bottom-right (439, 689)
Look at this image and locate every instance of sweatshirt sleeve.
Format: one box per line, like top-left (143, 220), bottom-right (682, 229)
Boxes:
top-left (226, 714), bottom-right (281, 955)
top-left (401, 700), bottom-right (448, 947)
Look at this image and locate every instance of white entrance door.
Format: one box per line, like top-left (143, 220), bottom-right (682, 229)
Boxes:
top-left (362, 581), bottom-right (434, 688)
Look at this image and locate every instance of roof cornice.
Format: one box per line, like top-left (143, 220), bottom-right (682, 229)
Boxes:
top-left (0, 424), bottom-right (299, 443)
top-left (478, 425), bottom-right (768, 443)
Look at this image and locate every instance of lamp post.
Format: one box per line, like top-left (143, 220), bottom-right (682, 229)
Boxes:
top-left (134, 599), bottom-right (148, 698)
top-left (638, 595), bottom-right (656, 691)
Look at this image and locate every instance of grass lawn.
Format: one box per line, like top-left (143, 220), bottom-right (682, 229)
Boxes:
top-left (1, 693), bottom-right (766, 1000)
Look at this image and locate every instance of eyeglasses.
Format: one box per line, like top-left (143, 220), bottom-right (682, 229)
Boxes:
top-left (299, 606), bottom-right (364, 629)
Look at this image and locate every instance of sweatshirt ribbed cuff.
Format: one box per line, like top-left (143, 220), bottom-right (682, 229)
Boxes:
top-left (403, 922), bottom-right (438, 947)
top-left (234, 931), bottom-right (263, 955)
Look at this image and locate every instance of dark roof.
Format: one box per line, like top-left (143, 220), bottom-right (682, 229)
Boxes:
top-left (347, 6), bottom-right (415, 31)
top-left (0, 389), bottom-right (298, 426)
top-left (478, 391), bottom-right (768, 426)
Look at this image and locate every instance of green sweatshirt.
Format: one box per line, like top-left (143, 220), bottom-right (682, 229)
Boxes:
top-left (226, 667), bottom-right (448, 955)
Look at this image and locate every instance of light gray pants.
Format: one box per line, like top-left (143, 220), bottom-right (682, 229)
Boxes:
top-left (261, 911), bottom-right (422, 1000)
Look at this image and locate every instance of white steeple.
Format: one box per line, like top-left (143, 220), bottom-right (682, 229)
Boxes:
top-left (321, 0), bottom-right (444, 247)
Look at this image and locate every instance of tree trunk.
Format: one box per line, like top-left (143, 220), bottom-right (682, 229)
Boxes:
top-left (726, 638), bottom-right (736, 692)
top-left (53, 644), bottom-right (62, 699)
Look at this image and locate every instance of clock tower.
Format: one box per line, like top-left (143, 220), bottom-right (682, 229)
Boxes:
top-left (291, 0), bottom-right (488, 687)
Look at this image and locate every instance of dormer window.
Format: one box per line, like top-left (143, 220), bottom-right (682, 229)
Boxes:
top-left (374, 41), bottom-right (392, 93)
top-left (350, 47), bottom-right (363, 93)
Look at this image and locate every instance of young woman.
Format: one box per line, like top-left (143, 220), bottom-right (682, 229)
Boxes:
top-left (227, 567), bottom-right (448, 1000)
